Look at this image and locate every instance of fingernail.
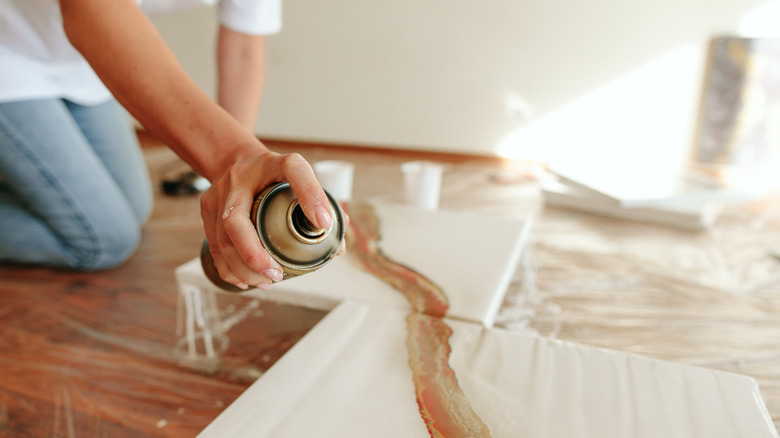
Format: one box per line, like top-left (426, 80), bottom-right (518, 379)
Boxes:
top-left (257, 282), bottom-right (272, 290)
top-left (233, 282), bottom-right (249, 290)
top-left (316, 206), bottom-right (332, 230)
top-left (263, 269), bottom-right (284, 282)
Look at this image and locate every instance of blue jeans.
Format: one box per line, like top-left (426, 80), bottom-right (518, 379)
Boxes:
top-left (0, 98), bottom-right (153, 270)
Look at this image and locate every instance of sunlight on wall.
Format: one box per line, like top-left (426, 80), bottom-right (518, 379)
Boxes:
top-left (496, 1), bottom-right (780, 181)
top-left (495, 45), bottom-right (704, 176)
top-left (739, 0), bottom-right (780, 37)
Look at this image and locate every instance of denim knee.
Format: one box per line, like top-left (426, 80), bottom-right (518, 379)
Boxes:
top-left (0, 98), bottom-right (151, 271)
top-left (68, 222), bottom-right (143, 271)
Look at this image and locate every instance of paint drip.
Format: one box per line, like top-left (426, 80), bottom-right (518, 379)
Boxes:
top-left (345, 203), bottom-right (491, 437)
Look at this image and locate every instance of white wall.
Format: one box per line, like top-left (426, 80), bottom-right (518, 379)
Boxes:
top-left (152, 0), bottom-right (768, 162)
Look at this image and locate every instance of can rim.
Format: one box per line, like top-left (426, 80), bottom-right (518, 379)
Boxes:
top-left (255, 182), bottom-right (346, 272)
top-left (287, 199), bottom-right (332, 244)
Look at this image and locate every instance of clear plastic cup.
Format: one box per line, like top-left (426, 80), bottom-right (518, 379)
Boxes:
top-left (314, 160), bottom-right (355, 202)
top-left (401, 161), bottom-right (444, 210)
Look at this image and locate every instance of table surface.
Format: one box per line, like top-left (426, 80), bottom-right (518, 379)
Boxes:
top-left (1, 132), bottom-right (779, 436)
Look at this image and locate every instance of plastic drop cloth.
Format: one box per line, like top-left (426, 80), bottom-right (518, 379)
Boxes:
top-left (2, 144), bottom-right (780, 435)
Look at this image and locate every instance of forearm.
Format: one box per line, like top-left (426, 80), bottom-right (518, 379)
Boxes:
top-left (59, 0), bottom-right (339, 289)
top-left (217, 26), bottom-right (266, 131)
top-left (60, 0), bottom-right (265, 181)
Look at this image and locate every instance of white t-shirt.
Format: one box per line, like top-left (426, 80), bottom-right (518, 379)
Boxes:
top-left (0, 0), bottom-right (281, 104)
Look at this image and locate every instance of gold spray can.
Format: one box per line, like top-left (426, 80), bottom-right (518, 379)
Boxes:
top-left (200, 182), bottom-right (345, 291)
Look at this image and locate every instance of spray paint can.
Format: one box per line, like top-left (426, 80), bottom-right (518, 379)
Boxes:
top-left (200, 182), bottom-right (345, 291)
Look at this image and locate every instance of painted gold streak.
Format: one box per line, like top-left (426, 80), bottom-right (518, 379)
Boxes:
top-left (345, 203), bottom-right (491, 437)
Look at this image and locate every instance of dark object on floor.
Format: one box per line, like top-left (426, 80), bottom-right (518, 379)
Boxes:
top-left (161, 169), bottom-right (211, 196)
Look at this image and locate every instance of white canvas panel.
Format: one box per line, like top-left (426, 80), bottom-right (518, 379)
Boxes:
top-left (200, 302), bottom-right (778, 438)
top-left (178, 203), bottom-right (531, 327)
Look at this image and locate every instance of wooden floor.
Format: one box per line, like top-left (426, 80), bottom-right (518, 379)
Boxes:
top-left (0, 133), bottom-right (517, 437)
top-left (2, 131), bottom-right (780, 436)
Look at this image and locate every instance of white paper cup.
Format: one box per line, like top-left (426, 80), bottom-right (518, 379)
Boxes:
top-left (401, 161), bottom-right (444, 210)
top-left (314, 160), bottom-right (355, 202)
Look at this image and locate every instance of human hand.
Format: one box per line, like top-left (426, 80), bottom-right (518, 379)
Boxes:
top-left (200, 150), bottom-right (341, 290)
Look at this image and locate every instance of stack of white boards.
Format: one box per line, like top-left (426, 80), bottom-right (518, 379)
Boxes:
top-left (542, 164), bottom-right (756, 230)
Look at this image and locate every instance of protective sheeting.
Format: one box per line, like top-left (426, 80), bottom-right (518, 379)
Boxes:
top-left (3, 143), bottom-right (780, 435)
